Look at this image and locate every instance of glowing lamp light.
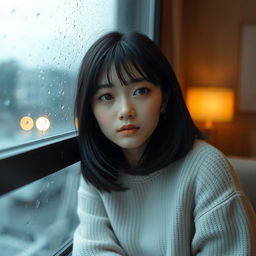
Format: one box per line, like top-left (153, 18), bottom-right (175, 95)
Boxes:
top-left (20, 116), bottom-right (34, 131)
top-left (36, 116), bottom-right (50, 132)
top-left (186, 87), bottom-right (234, 128)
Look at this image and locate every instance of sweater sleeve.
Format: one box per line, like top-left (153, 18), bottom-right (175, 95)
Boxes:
top-left (72, 177), bottom-right (127, 256)
top-left (191, 147), bottom-right (256, 255)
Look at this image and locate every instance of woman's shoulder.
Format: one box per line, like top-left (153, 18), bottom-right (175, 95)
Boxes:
top-left (186, 139), bottom-right (229, 168)
top-left (182, 140), bottom-right (248, 222)
top-left (180, 140), bottom-right (240, 196)
top-left (185, 140), bottom-right (242, 211)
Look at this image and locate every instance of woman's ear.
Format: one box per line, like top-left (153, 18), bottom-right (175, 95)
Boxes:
top-left (161, 92), bottom-right (169, 113)
top-left (160, 103), bottom-right (166, 113)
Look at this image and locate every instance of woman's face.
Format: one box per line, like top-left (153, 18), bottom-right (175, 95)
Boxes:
top-left (92, 65), bottom-right (163, 158)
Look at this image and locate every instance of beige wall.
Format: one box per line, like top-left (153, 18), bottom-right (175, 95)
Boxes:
top-left (181, 0), bottom-right (256, 157)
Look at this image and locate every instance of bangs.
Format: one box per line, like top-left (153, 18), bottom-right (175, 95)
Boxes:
top-left (99, 42), bottom-right (160, 87)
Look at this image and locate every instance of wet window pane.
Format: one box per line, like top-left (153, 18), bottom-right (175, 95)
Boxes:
top-left (0, 163), bottom-right (80, 255)
top-left (0, 0), bottom-right (117, 151)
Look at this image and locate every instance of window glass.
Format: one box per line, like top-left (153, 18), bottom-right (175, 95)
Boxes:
top-left (0, 163), bottom-right (80, 255)
top-left (0, 0), bottom-right (117, 151)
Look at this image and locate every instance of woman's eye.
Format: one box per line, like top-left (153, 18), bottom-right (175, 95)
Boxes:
top-left (134, 88), bottom-right (150, 96)
top-left (99, 93), bottom-right (113, 101)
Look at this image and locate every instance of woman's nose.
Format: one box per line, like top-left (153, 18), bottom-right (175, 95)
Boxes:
top-left (118, 99), bottom-right (136, 120)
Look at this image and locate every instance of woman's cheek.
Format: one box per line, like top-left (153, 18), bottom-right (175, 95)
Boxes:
top-left (94, 107), bottom-right (110, 126)
top-left (143, 101), bottom-right (162, 116)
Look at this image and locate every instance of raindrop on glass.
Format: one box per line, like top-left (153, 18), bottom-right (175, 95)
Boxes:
top-left (36, 200), bottom-right (41, 208)
top-left (59, 89), bottom-right (65, 95)
top-left (4, 99), bottom-right (10, 106)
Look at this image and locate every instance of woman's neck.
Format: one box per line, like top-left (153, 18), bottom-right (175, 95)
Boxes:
top-left (122, 145), bottom-right (147, 172)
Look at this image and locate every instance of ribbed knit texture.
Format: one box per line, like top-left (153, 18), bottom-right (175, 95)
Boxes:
top-left (72, 140), bottom-right (256, 255)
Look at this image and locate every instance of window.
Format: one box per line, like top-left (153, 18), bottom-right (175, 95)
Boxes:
top-left (0, 0), bottom-right (117, 151)
top-left (0, 0), bottom-right (161, 255)
top-left (0, 163), bottom-right (80, 256)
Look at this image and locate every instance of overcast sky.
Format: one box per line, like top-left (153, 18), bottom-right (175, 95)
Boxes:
top-left (0, 0), bottom-right (117, 72)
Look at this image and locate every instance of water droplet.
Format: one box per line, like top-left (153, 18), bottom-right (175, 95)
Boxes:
top-left (36, 12), bottom-right (40, 17)
top-left (48, 91), bottom-right (51, 95)
top-left (63, 35), bottom-right (66, 39)
top-left (4, 99), bottom-right (10, 106)
top-left (36, 200), bottom-right (41, 208)
top-left (59, 89), bottom-right (65, 95)
top-left (61, 105), bottom-right (65, 110)
top-left (40, 70), bottom-right (43, 73)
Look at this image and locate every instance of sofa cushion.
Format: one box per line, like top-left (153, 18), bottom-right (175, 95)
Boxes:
top-left (228, 157), bottom-right (256, 211)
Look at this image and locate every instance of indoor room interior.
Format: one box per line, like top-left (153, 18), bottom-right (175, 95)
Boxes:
top-left (161, 0), bottom-right (256, 158)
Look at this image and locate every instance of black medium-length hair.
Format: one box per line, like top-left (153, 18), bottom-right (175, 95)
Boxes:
top-left (75, 31), bottom-right (204, 193)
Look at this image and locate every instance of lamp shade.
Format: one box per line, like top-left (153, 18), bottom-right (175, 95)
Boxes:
top-left (186, 87), bottom-right (234, 123)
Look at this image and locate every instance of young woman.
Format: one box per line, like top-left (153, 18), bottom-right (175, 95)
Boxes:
top-left (72, 31), bottom-right (256, 255)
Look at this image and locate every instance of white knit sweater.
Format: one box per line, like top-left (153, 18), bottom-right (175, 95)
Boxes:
top-left (72, 140), bottom-right (256, 255)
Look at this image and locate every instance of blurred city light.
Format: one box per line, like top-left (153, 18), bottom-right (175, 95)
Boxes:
top-left (20, 116), bottom-right (34, 131)
top-left (36, 116), bottom-right (50, 132)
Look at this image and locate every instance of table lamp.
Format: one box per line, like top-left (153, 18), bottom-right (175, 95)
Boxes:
top-left (186, 87), bottom-right (234, 129)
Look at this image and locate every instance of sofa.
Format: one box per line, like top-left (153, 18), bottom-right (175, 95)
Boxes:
top-left (228, 157), bottom-right (256, 211)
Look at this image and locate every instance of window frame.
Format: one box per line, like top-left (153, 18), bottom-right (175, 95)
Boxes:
top-left (0, 131), bottom-right (80, 196)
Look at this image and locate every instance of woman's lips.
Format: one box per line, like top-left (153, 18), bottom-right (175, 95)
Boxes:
top-left (117, 125), bottom-right (140, 136)
top-left (119, 128), bottom-right (139, 136)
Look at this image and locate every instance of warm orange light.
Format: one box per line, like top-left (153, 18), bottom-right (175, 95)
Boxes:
top-left (186, 87), bottom-right (234, 126)
top-left (20, 116), bottom-right (34, 131)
